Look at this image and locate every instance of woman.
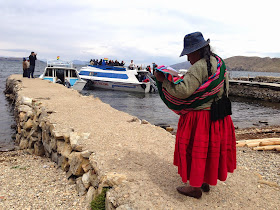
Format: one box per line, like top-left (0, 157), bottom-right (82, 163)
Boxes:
top-left (155, 32), bottom-right (236, 199)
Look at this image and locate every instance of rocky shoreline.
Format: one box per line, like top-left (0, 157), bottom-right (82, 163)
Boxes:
top-left (229, 76), bottom-right (280, 103)
top-left (4, 76), bottom-right (127, 209)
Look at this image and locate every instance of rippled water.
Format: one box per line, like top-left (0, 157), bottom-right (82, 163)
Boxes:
top-left (1, 60), bottom-right (280, 150)
top-left (0, 70), bottom-right (15, 151)
top-left (228, 71), bottom-right (280, 78)
top-left (81, 89), bottom-right (280, 130)
top-left (0, 60), bottom-right (45, 151)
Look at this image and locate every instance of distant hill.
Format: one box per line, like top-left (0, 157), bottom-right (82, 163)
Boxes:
top-left (0, 57), bottom-right (24, 62)
top-left (170, 56), bottom-right (280, 73)
top-left (2, 56), bottom-right (280, 72)
top-left (0, 57), bottom-right (46, 64)
top-left (170, 61), bottom-right (191, 70)
top-left (224, 56), bottom-right (280, 72)
top-left (0, 57), bottom-right (87, 65)
top-left (72, 60), bottom-right (88, 65)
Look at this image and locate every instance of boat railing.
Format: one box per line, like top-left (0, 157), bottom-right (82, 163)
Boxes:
top-left (146, 73), bottom-right (158, 92)
top-left (47, 60), bottom-right (74, 68)
top-left (88, 65), bottom-right (126, 71)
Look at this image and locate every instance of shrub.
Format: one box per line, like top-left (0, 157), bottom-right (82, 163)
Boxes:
top-left (91, 188), bottom-right (109, 210)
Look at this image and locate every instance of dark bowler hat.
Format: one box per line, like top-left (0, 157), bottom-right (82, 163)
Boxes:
top-left (180, 32), bottom-right (210, 57)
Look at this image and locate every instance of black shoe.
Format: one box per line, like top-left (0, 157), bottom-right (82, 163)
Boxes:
top-left (176, 186), bottom-right (202, 199)
top-left (201, 183), bottom-right (210, 192)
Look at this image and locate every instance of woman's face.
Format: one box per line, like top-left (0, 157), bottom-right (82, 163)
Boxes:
top-left (187, 51), bottom-right (200, 65)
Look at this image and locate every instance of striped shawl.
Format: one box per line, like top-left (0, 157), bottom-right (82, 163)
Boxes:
top-left (156, 55), bottom-right (226, 115)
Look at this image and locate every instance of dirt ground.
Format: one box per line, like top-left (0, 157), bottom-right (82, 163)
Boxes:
top-left (1, 75), bottom-right (279, 209)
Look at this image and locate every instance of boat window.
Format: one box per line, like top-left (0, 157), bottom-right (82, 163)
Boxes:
top-left (79, 71), bottom-right (129, 79)
top-left (65, 70), bottom-right (69, 77)
top-left (44, 69), bottom-right (48, 76)
top-left (45, 68), bottom-right (53, 77)
top-left (71, 70), bottom-right (77, 77)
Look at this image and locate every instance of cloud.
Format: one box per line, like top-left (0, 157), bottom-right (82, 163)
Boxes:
top-left (0, 49), bottom-right (31, 53)
top-left (0, 0), bottom-right (280, 65)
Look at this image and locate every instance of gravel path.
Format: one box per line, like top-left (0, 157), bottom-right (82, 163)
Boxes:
top-left (0, 147), bottom-right (279, 209)
top-left (0, 150), bottom-right (87, 209)
top-left (237, 147), bottom-right (279, 185)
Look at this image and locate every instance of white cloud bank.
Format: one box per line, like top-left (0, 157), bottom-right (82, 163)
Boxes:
top-left (0, 0), bottom-right (280, 65)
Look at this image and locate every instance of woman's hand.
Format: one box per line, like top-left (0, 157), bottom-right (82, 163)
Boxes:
top-left (154, 71), bottom-right (165, 82)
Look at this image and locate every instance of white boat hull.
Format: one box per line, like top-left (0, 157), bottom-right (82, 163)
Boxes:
top-left (86, 79), bottom-right (150, 93)
top-left (79, 65), bottom-right (152, 93)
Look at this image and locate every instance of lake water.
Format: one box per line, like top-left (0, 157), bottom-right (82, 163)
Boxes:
top-left (228, 71), bottom-right (280, 78)
top-left (1, 60), bottom-right (280, 151)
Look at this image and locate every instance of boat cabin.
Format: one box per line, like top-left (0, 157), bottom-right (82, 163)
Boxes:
top-left (43, 67), bottom-right (79, 86)
top-left (40, 60), bottom-right (80, 87)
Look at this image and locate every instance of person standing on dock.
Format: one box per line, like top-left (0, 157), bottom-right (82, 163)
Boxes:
top-left (28, 51), bottom-right (37, 78)
top-left (22, 58), bottom-right (28, 77)
top-left (155, 32), bottom-right (236, 199)
top-left (152, 62), bottom-right (157, 74)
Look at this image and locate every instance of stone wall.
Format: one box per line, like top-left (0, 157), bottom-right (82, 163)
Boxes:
top-left (5, 78), bottom-right (125, 209)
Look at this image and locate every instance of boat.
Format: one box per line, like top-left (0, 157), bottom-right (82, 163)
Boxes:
top-left (39, 60), bottom-right (87, 91)
top-left (79, 65), bottom-right (157, 93)
top-left (178, 69), bottom-right (188, 75)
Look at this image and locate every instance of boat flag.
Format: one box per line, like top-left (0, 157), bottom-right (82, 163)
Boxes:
top-left (57, 56), bottom-right (60, 60)
top-left (104, 58), bottom-right (108, 61)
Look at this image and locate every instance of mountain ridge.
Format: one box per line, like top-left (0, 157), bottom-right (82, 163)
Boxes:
top-left (1, 56), bottom-right (280, 72)
top-left (0, 57), bottom-right (88, 65)
top-left (224, 56), bottom-right (280, 72)
top-left (170, 56), bottom-right (280, 72)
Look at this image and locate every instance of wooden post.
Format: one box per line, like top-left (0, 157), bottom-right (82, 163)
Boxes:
top-left (236, 138), bottom-right (280, 147)
top-left (253, 145), bottom-right (280, 151)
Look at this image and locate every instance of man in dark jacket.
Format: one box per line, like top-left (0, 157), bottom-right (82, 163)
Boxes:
top-left (28, 51), bottom-right (37, 78)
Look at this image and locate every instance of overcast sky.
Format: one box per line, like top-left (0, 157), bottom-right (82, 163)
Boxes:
top-left (1, 0), bottom-right (280, 66)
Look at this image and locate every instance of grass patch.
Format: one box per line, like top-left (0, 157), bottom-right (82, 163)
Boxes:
top-left (90, 188), bottom-right (109, 210)
top-left (11, 165), bottom-right (29, 170)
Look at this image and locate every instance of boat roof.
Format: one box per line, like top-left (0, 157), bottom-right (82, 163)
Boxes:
top-left (47, 60), bottom-right (73, 68)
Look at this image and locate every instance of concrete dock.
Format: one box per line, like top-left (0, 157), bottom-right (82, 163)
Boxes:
top-left (4, 75), bottom-right (280, 209)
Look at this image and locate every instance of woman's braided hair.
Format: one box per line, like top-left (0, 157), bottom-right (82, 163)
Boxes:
top-left (199, 41), bottom-right (214, 77)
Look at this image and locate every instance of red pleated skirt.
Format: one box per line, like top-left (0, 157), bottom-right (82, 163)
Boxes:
top-left (174, 110), bottom-right (236, 187)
